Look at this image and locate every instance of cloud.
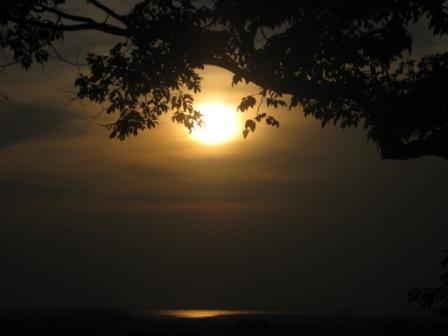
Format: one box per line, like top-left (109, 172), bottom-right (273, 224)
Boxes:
top-left (0, 174), bottom-right (87, 207)
top-left (0, 101), bottom-right (82, 148)
top-left (0, 179), bottom-right (66, 204)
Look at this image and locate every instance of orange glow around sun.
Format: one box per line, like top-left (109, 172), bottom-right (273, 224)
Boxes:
top-left (190, 103), bottom-right (241, 145)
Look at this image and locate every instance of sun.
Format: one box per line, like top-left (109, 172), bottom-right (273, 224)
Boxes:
top-left (191, 103), bottom-right (241, 145)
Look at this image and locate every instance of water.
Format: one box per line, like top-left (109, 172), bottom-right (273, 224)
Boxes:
top-left (129, 309), bottom-right (442, 335)
top-left (150, 309), bottom-right (247, 318)
top-left (142, 309), bottom-right (331, 319)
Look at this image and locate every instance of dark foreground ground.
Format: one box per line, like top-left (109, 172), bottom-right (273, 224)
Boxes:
top-left (1, 308), bottom-right (447, 336)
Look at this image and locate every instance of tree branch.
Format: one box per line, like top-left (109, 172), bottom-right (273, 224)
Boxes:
top-left (87, 0), bottom-right (126, 24)
top-left (38, 6), bottom-right (98, 25)
top-left (9, 18), bottom-right (127, 36)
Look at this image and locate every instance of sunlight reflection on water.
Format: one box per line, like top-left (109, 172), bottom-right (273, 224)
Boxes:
top-left (146, 309), bottom-right (330, 319)
top-left (151, 310), bottom-right (247, 318)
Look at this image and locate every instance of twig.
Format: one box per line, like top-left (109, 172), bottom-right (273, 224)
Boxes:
top-left (49, 44), bottom-right (87, 67)
top-left (260, 27), bottom-right (269, 41)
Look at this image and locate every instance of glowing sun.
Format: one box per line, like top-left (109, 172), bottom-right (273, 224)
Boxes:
top-left (191, 103), bottom-right (240, 145)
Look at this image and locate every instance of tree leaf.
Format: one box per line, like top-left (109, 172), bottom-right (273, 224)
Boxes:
top-left (245, 119), bottom-right (256, 132)
top-left (266, 116), bottom-right (280, 128)
top-left (238, 96), bottom-right (256, 112)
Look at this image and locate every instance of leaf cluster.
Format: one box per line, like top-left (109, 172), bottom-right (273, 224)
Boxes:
top-left (2, 0), bottom-right (448, 159)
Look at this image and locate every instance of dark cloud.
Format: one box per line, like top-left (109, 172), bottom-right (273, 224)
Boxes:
top-left (0, 179), bottom-right (66, 203)
top-left (0, 102), bottom-right (81, 148)
top-left (0, 175), bottom-right (87, 208)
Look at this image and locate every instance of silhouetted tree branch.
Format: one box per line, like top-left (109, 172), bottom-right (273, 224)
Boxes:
top-left (1, 0), bottom-right (448, 160)
top-left (86, 0), bottom-right (126, 24)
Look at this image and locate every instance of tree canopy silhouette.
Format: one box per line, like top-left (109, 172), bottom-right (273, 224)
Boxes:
top-left (1, 0), bottom-right (448, 160)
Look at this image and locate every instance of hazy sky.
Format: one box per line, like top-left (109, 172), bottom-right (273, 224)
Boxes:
top-left (1, 2), bottom-right (448, 311)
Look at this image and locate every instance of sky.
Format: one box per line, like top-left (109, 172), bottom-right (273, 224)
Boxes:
top-left (1, 2), bottom-right (448, 311)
